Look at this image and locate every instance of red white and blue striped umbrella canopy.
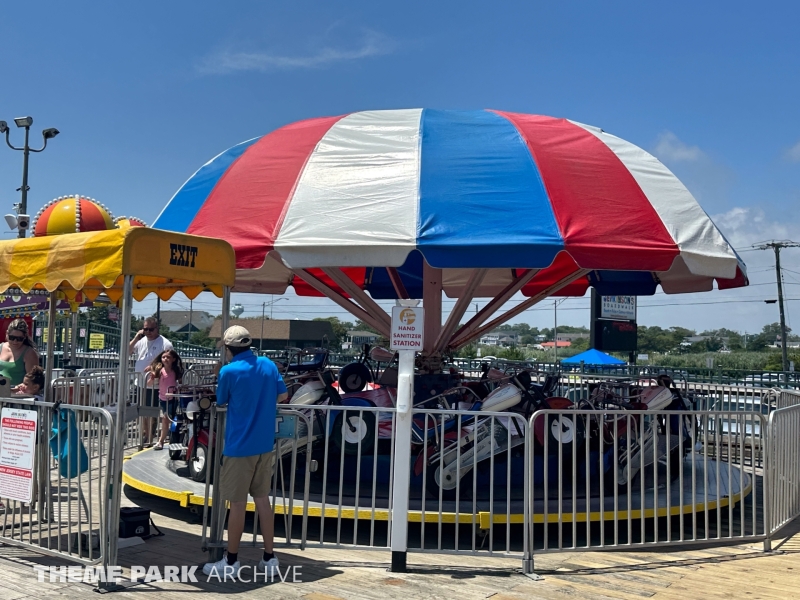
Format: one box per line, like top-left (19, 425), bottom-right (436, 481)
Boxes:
top-left (154, 109), bottom-right (746, 298)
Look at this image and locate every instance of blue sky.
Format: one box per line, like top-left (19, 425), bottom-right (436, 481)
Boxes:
top-left (1, 1), bottom-right (799, 334)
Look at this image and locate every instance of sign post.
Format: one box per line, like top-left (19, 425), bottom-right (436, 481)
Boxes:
top-left (0, 408), bottom-right (38, 503)
top-left (590, 291), bottom-right (638, 359)
top-left (388, 302), bottom-right (423, 573)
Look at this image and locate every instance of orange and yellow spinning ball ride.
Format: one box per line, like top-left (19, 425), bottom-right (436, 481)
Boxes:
top-left (32, 196), bottom-right (116, 236)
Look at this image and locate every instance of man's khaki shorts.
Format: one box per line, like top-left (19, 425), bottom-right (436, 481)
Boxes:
top-left (220, 451), bottom-right (276, 502)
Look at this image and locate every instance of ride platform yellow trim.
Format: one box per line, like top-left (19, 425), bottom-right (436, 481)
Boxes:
top-left (477, 480), bottom-right (751, 529)
top-left (123, 449), bottom-right (749, 528)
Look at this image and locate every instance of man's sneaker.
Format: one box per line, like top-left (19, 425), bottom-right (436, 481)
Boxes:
top-left (202, 556), bottom-right (241, 578)
top-left (257, 556), bottom-right (280, 579)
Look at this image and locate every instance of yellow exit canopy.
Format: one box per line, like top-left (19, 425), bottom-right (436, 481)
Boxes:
top-left (0, 227), bottom-right (236, 302)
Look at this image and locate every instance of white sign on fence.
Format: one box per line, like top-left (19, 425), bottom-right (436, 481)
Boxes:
top-left (390, 306), bottom-right (425, 351)
top-left (0, 408), bottom-right (37, 503)
top-left (601, 295), bottom-right (636, 321)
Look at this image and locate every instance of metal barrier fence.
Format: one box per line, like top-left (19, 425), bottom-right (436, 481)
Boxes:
top-left (411, 408), bottom-right (531, 562)
top-left (685, 382), bottom-right (775, 413)
top-left (50, 353), bottom-right (219, 373)
top-left (528, 408), bottom-right (767, 554)
top-left (197, 398), bottom-right (771, 570)
top-left (6, 373), bottom-right (787, 577)
top-left (202, 403), bottom-right (398, 560)
top-left (0, 396), bottom-right (114, 569)
top-left (448, 359), bottom-right (800, 389)
top-left (767, 401), bottom-right (800, 542)
top-left (50, 371), bottom-right (170, 452)
top-left (776, 389), bottom-right (800, 410)
top-left (525, 372), bottom-right (779, 416)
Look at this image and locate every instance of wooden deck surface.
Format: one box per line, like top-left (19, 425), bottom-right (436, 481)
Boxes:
top-left (0, 482), bottom-right (797, 599)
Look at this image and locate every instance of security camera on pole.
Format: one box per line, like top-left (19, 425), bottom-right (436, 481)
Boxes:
top-left (1, 116), bottom-right (59, 238)
top-left (388, 300), bottom-right (424, 573)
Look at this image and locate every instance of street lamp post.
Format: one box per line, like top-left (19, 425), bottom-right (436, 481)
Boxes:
top-left (1, 117), bottom-right (59, 238)
top-left (259, 297), bottom-right (288, 352)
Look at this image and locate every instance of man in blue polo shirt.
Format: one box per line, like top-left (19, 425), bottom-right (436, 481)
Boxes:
top-left (203, 325), bottom-right (287, 578)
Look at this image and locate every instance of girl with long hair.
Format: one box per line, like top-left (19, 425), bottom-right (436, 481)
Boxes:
top-left (145, 349), bottom-right (184, 450)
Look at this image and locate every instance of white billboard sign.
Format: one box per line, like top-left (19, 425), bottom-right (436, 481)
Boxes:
top-left (600, 296), bottom-right (636, 321)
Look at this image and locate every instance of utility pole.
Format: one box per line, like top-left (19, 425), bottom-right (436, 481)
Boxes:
top-left (554, 300), bottom-right (558, 363)
top-left (754, 240), bottom-right (800, 372)
top-left (260, 302), bottom-right (266, 352)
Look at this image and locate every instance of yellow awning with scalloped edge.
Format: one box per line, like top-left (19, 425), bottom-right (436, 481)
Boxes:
top-left (0, 227), bottom-right (235, 302)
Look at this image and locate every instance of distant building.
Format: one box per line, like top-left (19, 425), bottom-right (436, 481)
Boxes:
top-left (681, 335), bottom-right (731, 347)
top-left (556, 333), bottom-right (589, 342)
top-left (479, 333), bottom-right (518, 347)
top-left (773, 340), bottom-right (800, 349)
top-left (540, 341), bottom-right (572, 348)
top-left (159, 310), bottom-right (214, 334)
top-left (343, 330), bottom-right (381, 351)
top-left (209, 318), bottom-right (333, 351)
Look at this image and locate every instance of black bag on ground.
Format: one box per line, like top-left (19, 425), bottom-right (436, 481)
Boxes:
top-left (119, 507), bottom-right (151, 538)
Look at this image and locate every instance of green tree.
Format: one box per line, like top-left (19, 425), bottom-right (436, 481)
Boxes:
top-left (84, 305), bottom-right (116, 327)
top-left (570, 337), bottom-right (590, 352)
top-left (312, 317), bottom-right (353, 348)
top-left (764, 351), bottom-right (800, 371)
top-left (189, 327), bottom-right (216, 348)
top-left (497, 346), bottom-right (526, 360)
top-left (749, 323), bottom-right (788, 352)
top-left (456, 344), bottom-right (478, 359)
top-left (556, 325), bottom-right (590, 334)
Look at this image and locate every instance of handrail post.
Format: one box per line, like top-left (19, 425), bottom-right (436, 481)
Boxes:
top-left (102, 274), bottom-right (132, 590)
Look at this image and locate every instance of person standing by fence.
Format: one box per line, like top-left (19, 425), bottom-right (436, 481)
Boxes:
top-left (129, 316), bottom-right (173, 445)
top-left (0, 319), bottom-right (39, 387)
top-left (202, 325), bottom-right (287, 578)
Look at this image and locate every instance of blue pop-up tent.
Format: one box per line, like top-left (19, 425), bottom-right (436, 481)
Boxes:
top-left (561, 348), bottom-right (626, 365)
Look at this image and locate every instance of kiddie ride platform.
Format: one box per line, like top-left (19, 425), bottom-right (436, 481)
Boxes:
top-left (122, 448), bottom-right (751, 528)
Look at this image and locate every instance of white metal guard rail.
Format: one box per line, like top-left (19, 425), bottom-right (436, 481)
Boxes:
top-left (766, 389), bottom-right (800, 544)
top-left (190, 393), bottom-right (800, 573)
top-left (527, 408), bottom-right (767, 557)
top-left (0, 397), bottom-right (115, 570)
top-left (51, 372), bottom-right (154, 452)
top-left (410, 408), bottom-right (532, 569)
top-left (202, 404), bottom-right (400, 558)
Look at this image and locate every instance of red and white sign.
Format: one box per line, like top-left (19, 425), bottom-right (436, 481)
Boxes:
top-left (390, 306), bottom-right (424, 351)
top-left (0, 408), bottom-right (37, 503)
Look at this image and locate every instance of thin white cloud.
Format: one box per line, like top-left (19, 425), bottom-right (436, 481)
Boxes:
top-left (197, 30), bottom-right (394, 75)
top-left (711, 206), bottom-right (800, 250)
top-left (784, 140), bottom-right (800, 163)
top-left (652, 131), bottom-right (705, 163)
